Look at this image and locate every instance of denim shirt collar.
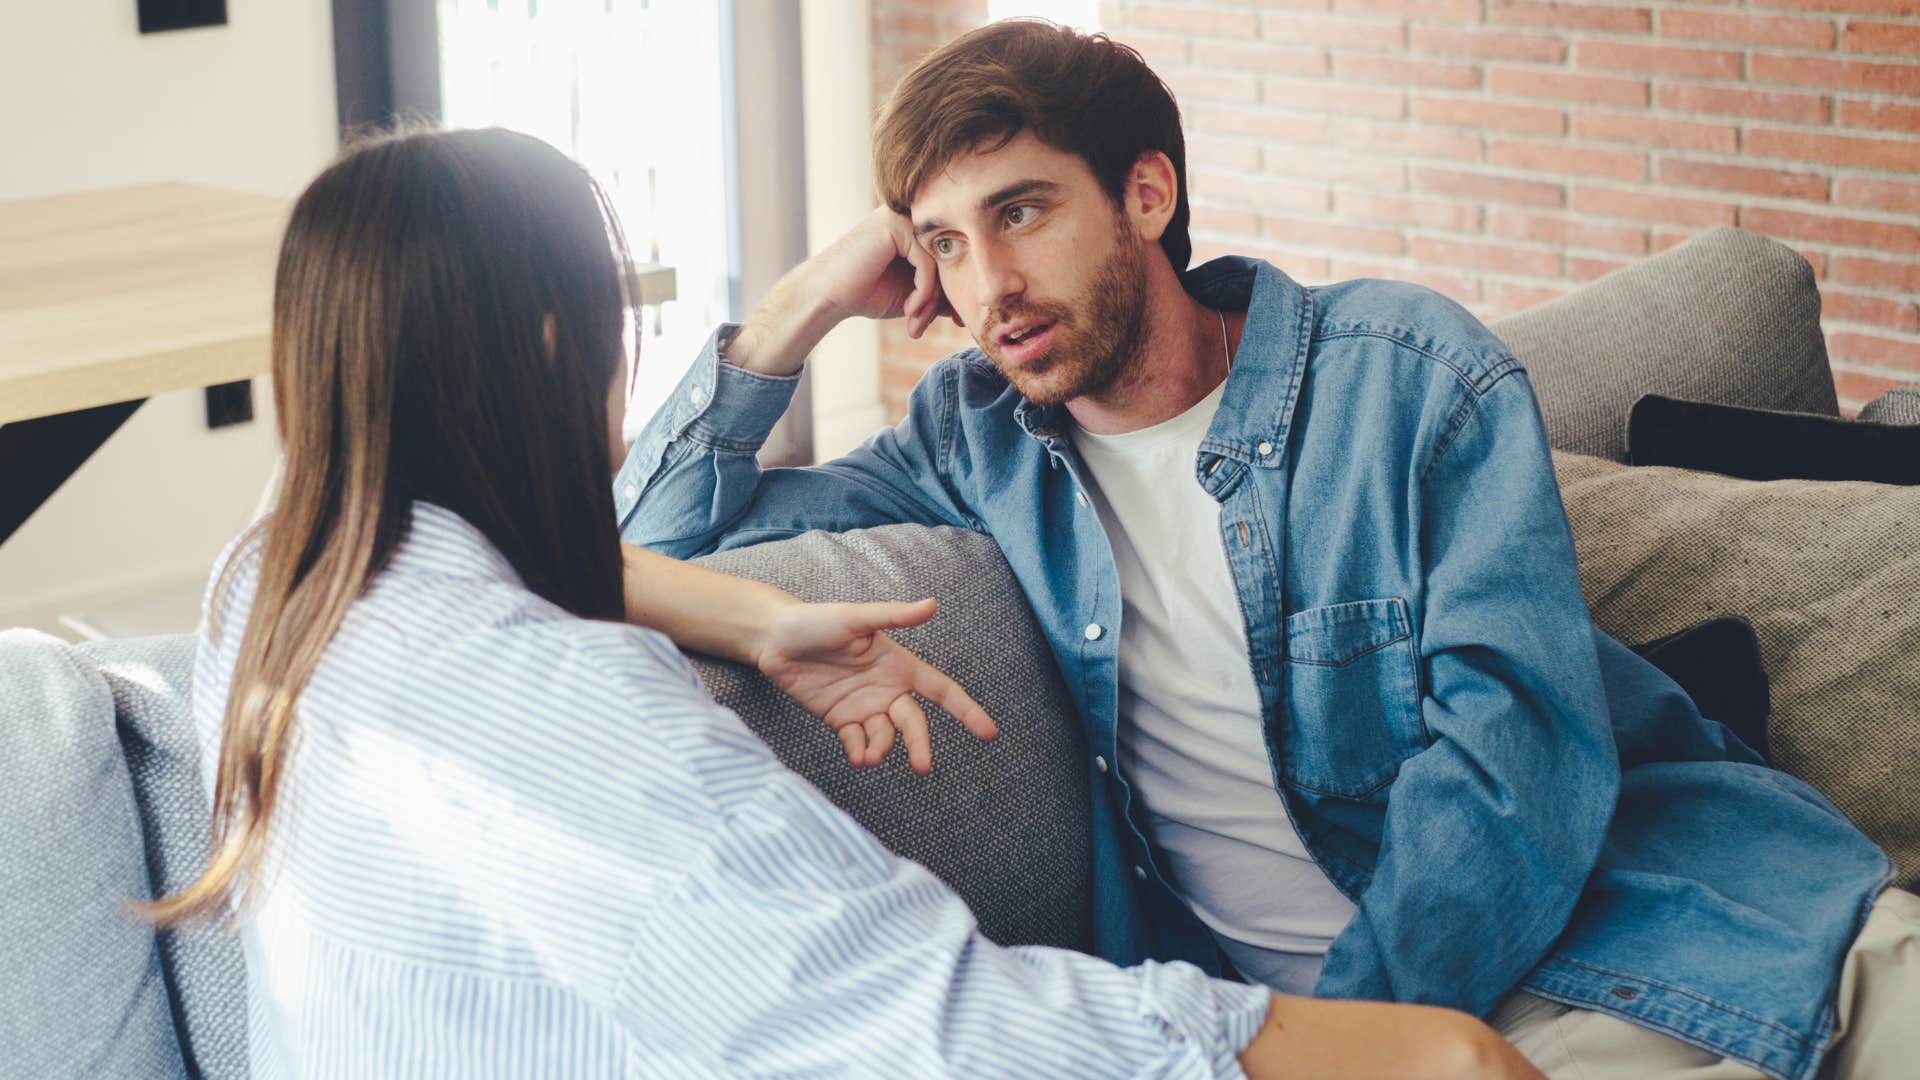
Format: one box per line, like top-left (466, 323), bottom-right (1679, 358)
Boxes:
top-left (1010, 256), bottom-right (1314, 490)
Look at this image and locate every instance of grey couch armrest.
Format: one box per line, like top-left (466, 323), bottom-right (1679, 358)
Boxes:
top-left (81, 635), bottom-right (248, 1080)
top-left (1493, 227), bottom-right (1837, 462)
top-left (0, 630), bottom-right (188, 1079)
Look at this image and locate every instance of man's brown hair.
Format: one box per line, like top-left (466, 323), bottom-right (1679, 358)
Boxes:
top-left (874, 19), bottom-right (1192, 272)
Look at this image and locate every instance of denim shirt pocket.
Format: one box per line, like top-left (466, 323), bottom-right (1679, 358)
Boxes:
top-left (1277, 598), bottom-right (1427, 798)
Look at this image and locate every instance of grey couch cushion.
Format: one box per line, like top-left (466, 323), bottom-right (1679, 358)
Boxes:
top-left (1553, 452), bottom-right (1920, 890)
top-left (693, 525), bottom-right (1093, 952)
top-left (0, 630), bottom-right (187, 1079)
top-left (1860, 387), bottom-right (1920, 426)
top-left (1494, 227), bottom-right (1837, 462)
top-left (80, 636), bottom-right (248, 1080)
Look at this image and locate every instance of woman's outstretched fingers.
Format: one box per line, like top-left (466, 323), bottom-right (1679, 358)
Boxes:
top-left (915, 663), bottom-right (998, 742)
top-left (862, 713), bottom-right (896, 767)
top-left (891, 695), bottom-right (933, 775)
top-left (838, 723), bottom-right (867, 768)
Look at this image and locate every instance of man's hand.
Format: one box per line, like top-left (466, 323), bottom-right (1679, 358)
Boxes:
top-left (754, 596), bottom-right (998, 774)
top-left (725, 207), bottom-right (957, 377)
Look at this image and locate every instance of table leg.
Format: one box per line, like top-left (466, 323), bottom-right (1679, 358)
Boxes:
top-left (0, 399), bottom-right (145, 548)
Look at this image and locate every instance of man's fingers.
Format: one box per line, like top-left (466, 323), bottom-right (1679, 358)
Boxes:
top-left (891, 695), bottom-right (933, 775)
top-left (838, 723), bottom-right (867, 767)
top-left (915, 664), bottom-right (998, 742)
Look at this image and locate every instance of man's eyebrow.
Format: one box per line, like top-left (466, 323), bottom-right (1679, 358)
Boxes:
top-left (912, 179), bottom-right (1062, 239)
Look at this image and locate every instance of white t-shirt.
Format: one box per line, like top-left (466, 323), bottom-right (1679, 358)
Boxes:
top-left (1070, 378), bottom-right (1357, 995)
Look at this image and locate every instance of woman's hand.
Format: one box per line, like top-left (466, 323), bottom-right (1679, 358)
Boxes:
top-left (754, 597), bottom-right (998, 775)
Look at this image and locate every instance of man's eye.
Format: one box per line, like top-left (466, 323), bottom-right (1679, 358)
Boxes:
top-left (1007, 205), bottom-right (1033, 226)
top-left (932, 237), bottom-right (956, 257)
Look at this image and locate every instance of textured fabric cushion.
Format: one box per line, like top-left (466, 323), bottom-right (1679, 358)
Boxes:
top-left (1628, 394), bottom-right (1920, 485)
top-left (1493, 227), bottom-right (1837, 462)
top-left (80, 635), bottom-right (249, 1080)
top-left (1860, 386), bottom-right (1920, 426)
top-left (0, 630), bottom-right (187, 1078)
top-left (693, 525), bottom-right (1093, 951)
top-left (1553, 452), bottom-right (1920, 889)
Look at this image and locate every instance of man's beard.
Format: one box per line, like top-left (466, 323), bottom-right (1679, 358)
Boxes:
top-left (979, 213), bottom-right (1149, 408)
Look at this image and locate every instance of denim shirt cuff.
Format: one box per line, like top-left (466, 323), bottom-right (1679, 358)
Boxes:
top-left (614, 324), bottom-right (801, 521)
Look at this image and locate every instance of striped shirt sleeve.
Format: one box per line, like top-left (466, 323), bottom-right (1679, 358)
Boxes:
top-left (587, 642), bottom-right (1273, 1077)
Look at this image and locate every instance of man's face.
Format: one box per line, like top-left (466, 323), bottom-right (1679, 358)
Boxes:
top-left (910, 133), bottom-right (1148, 407)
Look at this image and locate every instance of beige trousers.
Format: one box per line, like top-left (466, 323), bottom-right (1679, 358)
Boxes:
top-left (1488, 888), bottom-right (1920, 1079)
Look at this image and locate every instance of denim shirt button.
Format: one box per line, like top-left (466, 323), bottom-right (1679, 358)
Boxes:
top-left (1132, 865), bottom-right (1147, 881)
top-left (1256, 440), bottom-right (1274, 457)
top-left (622, 484), bottom-right (637, 502)
top-left (1095, 755), bottom-right (1109, 773)
top-left (690, 384), bottom-right (707, 406)
top-left (1075, 489), bottom-right (1089, 507)
top-left (1084, 622), bottom-right (1104, 641)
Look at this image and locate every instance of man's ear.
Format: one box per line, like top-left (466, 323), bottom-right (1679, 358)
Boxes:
top-left (1126, 150), bottom-right (1178, 244)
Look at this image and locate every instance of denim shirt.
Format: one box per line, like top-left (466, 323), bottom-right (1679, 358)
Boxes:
top-left (615, 257), bottom-right (1891, 1080)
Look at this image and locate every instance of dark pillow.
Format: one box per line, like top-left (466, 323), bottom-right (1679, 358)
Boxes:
top-left (1628, 394), bottom-right (1920, 484)
top-left (1628, 617), bottom-right (1771, 765)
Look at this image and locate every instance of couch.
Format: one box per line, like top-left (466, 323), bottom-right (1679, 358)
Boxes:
top-left (5, 227), bottom-right (1915, 1078)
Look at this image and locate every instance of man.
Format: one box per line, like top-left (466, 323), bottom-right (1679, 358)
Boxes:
top-left (617, 19), bottom-right (1916, 1078)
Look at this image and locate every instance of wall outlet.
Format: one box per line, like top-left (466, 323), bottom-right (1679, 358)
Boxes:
top-left (205, 380), bottom-right (253, 429)
top-left (138, 0), bottom-right (228, 34)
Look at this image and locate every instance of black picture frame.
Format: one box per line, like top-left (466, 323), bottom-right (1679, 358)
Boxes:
top-left (137, 0), bottom-right (229, 34)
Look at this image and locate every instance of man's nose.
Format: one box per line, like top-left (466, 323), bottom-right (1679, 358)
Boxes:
top-left (973, 238), bottom-right (1025, 314)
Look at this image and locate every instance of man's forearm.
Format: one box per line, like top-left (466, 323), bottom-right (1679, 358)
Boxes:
top-left (723, 268), bottom-right (847, 377)
top-left (1238, 994), bottom-right (1542, 1080)
top-left (619, 542), bottom-right (794, 664)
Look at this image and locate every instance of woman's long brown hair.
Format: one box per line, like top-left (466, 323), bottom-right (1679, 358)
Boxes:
top-left (147, 128), bottom-right (634, 925)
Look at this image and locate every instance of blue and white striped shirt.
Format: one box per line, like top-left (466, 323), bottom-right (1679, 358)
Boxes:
top-left (193, 504), bottom-right (1271, 1077)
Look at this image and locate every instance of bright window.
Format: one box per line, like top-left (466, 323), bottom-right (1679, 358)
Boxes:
top-left (437, 0), bottom-right (733, 439)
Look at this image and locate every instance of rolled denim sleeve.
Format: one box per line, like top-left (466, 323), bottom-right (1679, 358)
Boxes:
top-left (1315, 367), bottom-right (1619, 1017)
top-left (615, 326), bottom-right (976, 558)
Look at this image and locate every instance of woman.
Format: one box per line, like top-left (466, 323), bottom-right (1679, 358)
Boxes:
top-left (154, 128), bottom-right (1537, 1078)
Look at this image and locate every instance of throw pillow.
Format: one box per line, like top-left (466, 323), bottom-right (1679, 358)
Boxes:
top-left (1553, 452), bottom-right (1920, 890)
top-left (1627, 394), bottom-right (1920, 485)
top-left (692, 525), bottom-right (1094, 951)
top-left (1629, 617), bottom-right (1771, 765)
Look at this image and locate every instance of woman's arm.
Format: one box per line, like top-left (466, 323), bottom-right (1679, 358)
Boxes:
top-left (619, 542), bottom-right (996, 772)
top-left (619, 541), bottom-right (790, 665)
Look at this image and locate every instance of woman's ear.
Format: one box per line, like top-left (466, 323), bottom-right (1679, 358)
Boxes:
top-left (1127, 151), bottom-right (1178, 245)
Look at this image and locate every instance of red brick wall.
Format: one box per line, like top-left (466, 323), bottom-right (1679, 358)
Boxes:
top-left (871, 0), bottom-right (1920, 417)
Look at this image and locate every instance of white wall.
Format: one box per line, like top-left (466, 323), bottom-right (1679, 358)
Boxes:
top-left (801, 0), bottom-right (886, 462)
top-left (0, 2), bottom-right (339, 636)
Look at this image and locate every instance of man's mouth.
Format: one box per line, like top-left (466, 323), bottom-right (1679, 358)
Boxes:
top-left (994, 319), bottom-right (1060, 366)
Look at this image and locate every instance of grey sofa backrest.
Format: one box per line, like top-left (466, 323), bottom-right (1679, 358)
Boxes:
top-left (690, 525), bottom-right (1093, 952)
top-left (1493, 226), bottom-right (1837, 462)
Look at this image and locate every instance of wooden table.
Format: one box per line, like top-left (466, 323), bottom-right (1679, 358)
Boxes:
top-left (0, 182), bottom-right (675, 547)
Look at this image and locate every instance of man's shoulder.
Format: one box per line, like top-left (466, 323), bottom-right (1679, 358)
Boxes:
top-left (1304, 276), bottom-right (1520, 395)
